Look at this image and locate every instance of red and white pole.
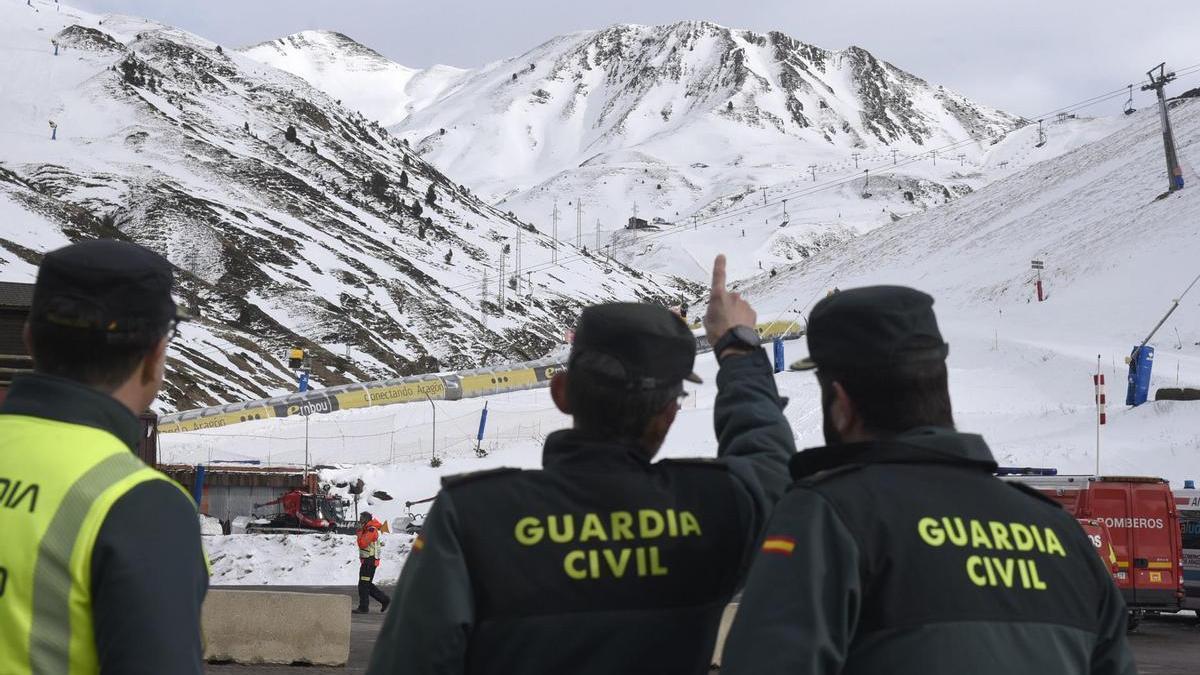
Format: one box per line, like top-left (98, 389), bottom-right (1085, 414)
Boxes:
top-left (1094, 355), bottom-right (1106, 474)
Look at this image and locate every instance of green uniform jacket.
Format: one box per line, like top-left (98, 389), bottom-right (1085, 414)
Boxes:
top-left (367, 348), bottom-right (796, 675)
top-left (721, 427), bottom-right (1136, 675)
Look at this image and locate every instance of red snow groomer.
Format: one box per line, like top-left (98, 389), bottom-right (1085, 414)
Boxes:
top-left (998, 468), bottom-right (1184, 629)
top-left (250, 489), bottom-right (350, 534)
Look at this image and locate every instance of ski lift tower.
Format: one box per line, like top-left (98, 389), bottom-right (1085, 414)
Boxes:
top-left (1141, 63), bottom-right (1184, 193)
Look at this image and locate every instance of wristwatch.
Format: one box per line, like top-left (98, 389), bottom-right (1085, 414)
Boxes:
top-left (713, 325), bottom-right (761, 361)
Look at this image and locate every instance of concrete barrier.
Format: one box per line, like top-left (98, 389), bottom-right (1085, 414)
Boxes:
top-left (202, 590), bottom-right (351, 666)
top-left (711, 603), bottom-right (739, 667)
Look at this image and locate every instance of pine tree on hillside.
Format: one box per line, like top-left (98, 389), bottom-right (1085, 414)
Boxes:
top-left (243, 121), bottom-right (249, 132)
top-left (425, 184), bottom-right (437, 206)
top-left (444, 249), bottom-right (453, 264)
top-left (411, 200), bottom-right (423, 217)
top-left (399, 170), bottom-right (408, 189)
top-left (417, 221), bottom-right (426, 239)
top-left (285, 125), bottom-right (297, 143)
top-left (727, 101), bottom-right (733, 112)
top-left (119, 59), bottom-right (136, 84)
top-left (369, 171), bottom-right (388, 200)
top-left (215, 45), bottom-right (223, 54)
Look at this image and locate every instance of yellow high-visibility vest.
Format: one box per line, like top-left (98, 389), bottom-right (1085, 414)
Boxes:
top-left (0, 414), bottom-right (193, 674)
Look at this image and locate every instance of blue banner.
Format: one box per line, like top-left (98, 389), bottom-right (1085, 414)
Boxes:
top-left (1125, 345), bottom-right (1154, 407)
top-left (192, 464), bottom-right (206, 506)
top-left (298, 371), bottom-right (309, 393)
top-left (773, 338), bottom-right (785, 374)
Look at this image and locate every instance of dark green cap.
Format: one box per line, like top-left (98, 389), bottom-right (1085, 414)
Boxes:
top-left (32, 239), bottom-right (188, 340)
top-left (570, 302), bottom-right (702, 390)
top-left (790, 286), bottom-right (948, 371)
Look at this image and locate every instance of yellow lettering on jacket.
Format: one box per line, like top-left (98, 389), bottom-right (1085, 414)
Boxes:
top-left (919, 516), bottom-right (1067, 591)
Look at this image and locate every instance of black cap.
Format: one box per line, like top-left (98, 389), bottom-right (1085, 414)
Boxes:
top-left (570, 302), bottom-right (702, 390)
top-left (790, 286), bottom-right (948, 371)
top-left (32, 239), bottom-right (187, 340)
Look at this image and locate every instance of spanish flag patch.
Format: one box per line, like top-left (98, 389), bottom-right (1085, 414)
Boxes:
top-left (761, 535), bottom-right (796, 556)
top-left (412, 534), bottom-right (425, 552)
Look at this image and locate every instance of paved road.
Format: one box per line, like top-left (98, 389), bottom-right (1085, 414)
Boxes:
top-left (207, 587), bottom-right (1200, 674)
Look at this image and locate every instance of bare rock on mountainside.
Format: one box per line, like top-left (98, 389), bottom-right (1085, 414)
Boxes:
top-left (0, 4), bottom-right (691, 410)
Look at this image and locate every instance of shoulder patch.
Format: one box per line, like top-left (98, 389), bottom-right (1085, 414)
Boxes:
top-left (440, 467), bottom-right (522, 489)
top-left (1006, 481), bottom-right (1064, 509)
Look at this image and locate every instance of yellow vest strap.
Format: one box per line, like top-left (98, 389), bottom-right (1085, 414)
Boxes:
top-left (29, 452), bottom-right (144, 675)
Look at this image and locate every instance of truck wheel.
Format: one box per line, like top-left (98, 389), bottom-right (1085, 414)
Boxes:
top-left (1126, 610), bottom-right (1143, 632)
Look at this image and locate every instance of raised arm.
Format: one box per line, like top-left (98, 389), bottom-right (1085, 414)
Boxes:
top-left (704, 254), bottom-right (797, 526)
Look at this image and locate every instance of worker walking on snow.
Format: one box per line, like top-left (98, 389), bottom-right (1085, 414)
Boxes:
top-left (368, 254), bottom-right (795, 675)
top-left (0, 239), bottom-right (208, 674)
top-left (720, 286), bottom-right (1134, 675)
top-left (355, 511), bottom-right (390, 614)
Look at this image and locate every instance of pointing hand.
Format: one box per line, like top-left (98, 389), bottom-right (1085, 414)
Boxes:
top-left (703, 254), bottom-right (757, 348)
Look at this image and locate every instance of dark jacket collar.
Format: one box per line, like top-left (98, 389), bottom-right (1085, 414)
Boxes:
top-left (790, 426), bottom-right (998, 480)
top-left (543, 429), bottom-right (654, 472)
top-left (0, 373), bottom-right (141, 450)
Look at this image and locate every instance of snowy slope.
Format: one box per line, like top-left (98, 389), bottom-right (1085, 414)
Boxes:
top-left (240, 31), bottom-right (466, 128)
top-left (0, 1), bottom-right (690, 410)
top-left (188, 101), bottom-right (1200, 581)
top-left (246, 22), bottom-right (1139, 283)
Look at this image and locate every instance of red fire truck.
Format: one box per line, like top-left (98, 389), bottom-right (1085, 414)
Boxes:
top-left (999, 469), bottom-right (1183, 628)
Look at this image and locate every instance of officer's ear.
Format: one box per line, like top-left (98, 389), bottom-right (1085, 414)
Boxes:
top-left (550, 372), bottom-right (571, 415)
top-left (140, 335), bottom-right (169, 386)
top-left (829, 380), bottom-right (863, 441)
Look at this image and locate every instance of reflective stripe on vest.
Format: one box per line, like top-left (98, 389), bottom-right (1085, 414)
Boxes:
top-left (0, 415), bottom-right (185, 675)
top-left (30, 452), bottom-right (144, 675)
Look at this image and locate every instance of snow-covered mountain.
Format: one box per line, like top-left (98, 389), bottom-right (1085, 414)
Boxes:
top-left (0, 1), bottom-right (689, 411)
top-left (243, 22), bottom-right (1030, 271)
top-left (241, 31), bottom-right (466, 128)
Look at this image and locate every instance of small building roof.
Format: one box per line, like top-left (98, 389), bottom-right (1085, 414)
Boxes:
top-left (0, 282), bottom-right (35, 310)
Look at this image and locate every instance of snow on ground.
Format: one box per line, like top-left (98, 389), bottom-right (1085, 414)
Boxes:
top-left (198, 99), bottom-right (1200, 583)
top-left (206, 531), bottom-right (414, 586)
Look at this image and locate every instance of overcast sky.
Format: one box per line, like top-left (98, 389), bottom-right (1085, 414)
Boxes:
top-left (74, 0), bottom-right (1200, 116)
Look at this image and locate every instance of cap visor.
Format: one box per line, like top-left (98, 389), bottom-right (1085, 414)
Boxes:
top-left (788, 358), bottom-right (817, 372)
top-left (684, 372), bottom-right (703, 384)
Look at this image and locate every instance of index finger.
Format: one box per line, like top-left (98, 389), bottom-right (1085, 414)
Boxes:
top-left (710, 254), bottom-right (727, 296)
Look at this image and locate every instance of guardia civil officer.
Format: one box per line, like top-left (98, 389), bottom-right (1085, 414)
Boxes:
top-left (0, 239), bottom-right (208, 674)
top-left (721, 286), bottom-right (1134, 675)
top-left (367, 255), bottom-right (795, 675)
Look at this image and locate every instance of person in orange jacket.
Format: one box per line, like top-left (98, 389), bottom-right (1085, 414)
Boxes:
top-left (354, 512), bottom-right (390, 614)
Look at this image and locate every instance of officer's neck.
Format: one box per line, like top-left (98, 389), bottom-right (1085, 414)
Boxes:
top-left (108, 376), bottom-right (156, 417)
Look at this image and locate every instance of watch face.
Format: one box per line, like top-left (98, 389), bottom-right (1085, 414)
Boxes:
top-left (734, 325), bottom-right (761, 346)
